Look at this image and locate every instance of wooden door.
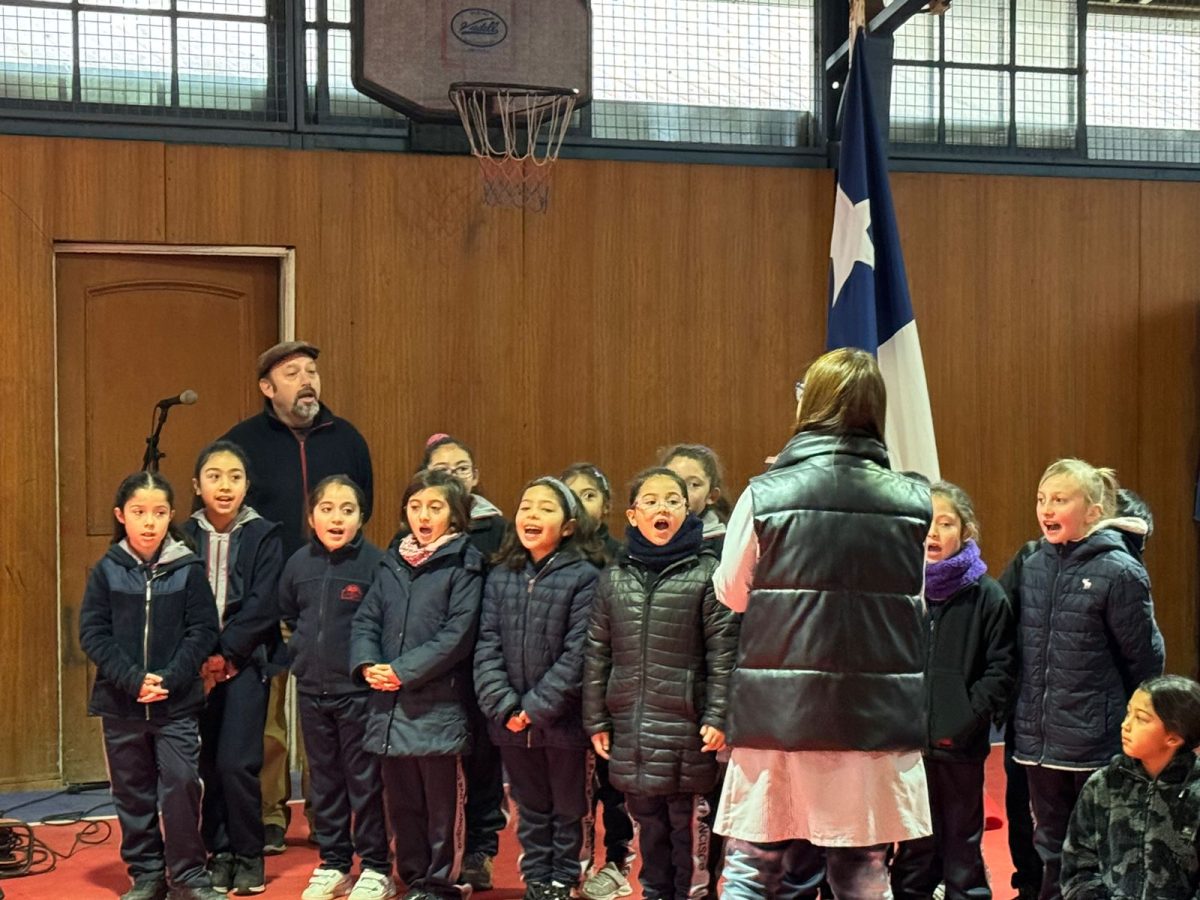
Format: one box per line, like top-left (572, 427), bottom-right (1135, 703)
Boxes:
top-left (57, 252), bottom-right (280, 783)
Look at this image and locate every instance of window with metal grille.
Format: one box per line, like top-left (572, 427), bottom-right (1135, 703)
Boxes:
top-left (302, 0), bottom-right (401, 130)
top-left (886, 0), bottom-right (1200, 167)
top-left (589, 0), bottom-right (818, 148)
top-left (0, 0), bottom-right (288, 126)
top-left (1087, 2), bottom-right (1200, 165)
top-left (888, 1), bottom-right (1081, 153)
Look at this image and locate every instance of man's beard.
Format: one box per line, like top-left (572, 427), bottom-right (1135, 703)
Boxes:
top-left (292, 396), bottom-right (319, 424)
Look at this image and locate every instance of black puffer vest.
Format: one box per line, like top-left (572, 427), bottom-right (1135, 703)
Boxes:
top-left (728, 430), bottom-right (931, 752)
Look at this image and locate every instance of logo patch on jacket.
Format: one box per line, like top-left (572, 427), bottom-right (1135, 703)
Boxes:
top-left (340, 584), bottom-right (364, 602)
top-left (1082, 578), bottom-right (1092, 590)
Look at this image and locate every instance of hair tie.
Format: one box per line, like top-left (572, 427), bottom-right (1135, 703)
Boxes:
top-left (533, 476), bottom-right (579, 519)
top-left (426, 432), bottom-right (450, 447)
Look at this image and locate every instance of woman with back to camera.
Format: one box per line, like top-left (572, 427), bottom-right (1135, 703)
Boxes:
top-left (714, 347), bottom-right (934, 900)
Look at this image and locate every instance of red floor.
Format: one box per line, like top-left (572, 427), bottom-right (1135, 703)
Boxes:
top-left (9, 751), bottom-right (1017, 899)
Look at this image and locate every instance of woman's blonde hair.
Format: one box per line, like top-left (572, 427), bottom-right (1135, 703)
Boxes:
top-left (794, 347), bottom-right (887, 439)
top-left (1039, 458), bottom-right (1120, 519)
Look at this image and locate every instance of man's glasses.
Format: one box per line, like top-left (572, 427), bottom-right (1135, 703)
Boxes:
top-left (634, 497), bottom-right (687, 512)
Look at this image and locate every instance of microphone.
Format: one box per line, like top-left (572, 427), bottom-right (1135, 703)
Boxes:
top-left (155, 389), bottom-right (198, 409)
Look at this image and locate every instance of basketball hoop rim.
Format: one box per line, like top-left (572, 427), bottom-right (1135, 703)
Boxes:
top-left (449, 82), bottom-right (581, 100)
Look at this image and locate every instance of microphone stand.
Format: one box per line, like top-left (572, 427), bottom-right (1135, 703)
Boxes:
top-left (142, 404), bottom-right (172, 473)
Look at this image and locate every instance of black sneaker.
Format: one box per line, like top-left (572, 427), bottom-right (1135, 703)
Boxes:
top-left (121, 878), bottom-right (169, 900)
top-left (231, 856), bottom-right (266, 895)
top-left (523, 882), bottom-right (549, 900)
top-left (262, 824), bottom-right (287, 856)
top-left (169, 887), bottom-right (226, 900)
top-left (460, 852), bottom-right (494, 891)
top-left (209, 854), bottom-right (235, 894)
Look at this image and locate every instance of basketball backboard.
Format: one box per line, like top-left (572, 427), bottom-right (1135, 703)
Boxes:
top-left (351, 0), bottom-right (592, 123)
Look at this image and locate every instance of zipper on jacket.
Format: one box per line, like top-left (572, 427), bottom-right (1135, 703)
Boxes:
top-left (143, 569), bottom-right (154, 721)
top-left (142, 563), bottom-right (170, 721)
top-left (926, 613), bottom-right (938, 745)
top-left (522, 558), bottom-right (551, 701)
top-left (1037, 553), bottom-right (1062, 764)
top-left (318, 558), bottom-right (332, 695)
top-left (630, 554), bottom-right (698, 772)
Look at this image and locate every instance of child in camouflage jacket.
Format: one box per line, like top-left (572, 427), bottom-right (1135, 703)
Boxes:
top-left (1062, 674), bottom-right (1200, 899)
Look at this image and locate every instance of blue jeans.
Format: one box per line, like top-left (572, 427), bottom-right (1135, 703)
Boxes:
top-left (722, 838), bottom-right (893, 900)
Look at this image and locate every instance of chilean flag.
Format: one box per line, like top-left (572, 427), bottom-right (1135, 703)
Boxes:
top-left (827, 31), bottom-right (939, 480)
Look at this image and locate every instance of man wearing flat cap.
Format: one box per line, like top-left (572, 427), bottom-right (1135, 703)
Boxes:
top-left (222, 339), bottom-right (374, 855)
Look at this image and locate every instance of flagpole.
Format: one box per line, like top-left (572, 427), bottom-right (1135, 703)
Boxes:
top-left (849, 0), bottom-right (865, 60)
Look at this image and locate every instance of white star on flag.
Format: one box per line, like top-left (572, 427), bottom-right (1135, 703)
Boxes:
top-left (829, 183), bottom-right (874, 307)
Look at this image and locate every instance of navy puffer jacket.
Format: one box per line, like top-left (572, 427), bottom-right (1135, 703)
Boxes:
top-left (1014, 529), bottom-right (1164, 769)
top-left (349, 535), bottom-right (484, 757)
top-left (474, 549), bottom-right (599, 749)
top-left (583, 550), bottom-right (739, 796)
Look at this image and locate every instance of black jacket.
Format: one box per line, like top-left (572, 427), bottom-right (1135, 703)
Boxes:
top-left (79, 538), bottom-right (219, 721)
top-left (922, 574), bottom-right (1017, 761)
top-left (1063, 751), bottom-right (1200, 900)
top-left (182, 509), bottom-right (285, 674)
top-left (583, 549), bottom-right (738, 796)
top-left (279, 532), bottom-right (383, 697)
top-left (349, 535), bottom-right (485, 757)
top-left (728, 430), bottom-right (931, 752)
top-left (223, 401), bottom-right (374, 558)
top-left (1014, 529), bottom-right (1165, 769)
top-left (475, 550), bottom-right (599, 749)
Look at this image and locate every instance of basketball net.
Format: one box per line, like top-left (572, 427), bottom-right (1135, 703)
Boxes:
top-left (450, 84), bottom-right (578, 213)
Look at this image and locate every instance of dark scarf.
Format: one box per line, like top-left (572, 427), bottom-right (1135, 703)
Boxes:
top-left (925, 539), bottom-right (987, 602)
top-left (625, 514), bottom-right (704, 572)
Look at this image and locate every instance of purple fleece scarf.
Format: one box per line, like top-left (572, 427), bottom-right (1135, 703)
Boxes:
top-left (925, 539), bottom-right (987, 602)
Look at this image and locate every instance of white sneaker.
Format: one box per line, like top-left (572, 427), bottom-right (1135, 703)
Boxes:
top-left (347, 870), bottom-right (399, 900)
top-left (301, 867), bottom-right (355, 900)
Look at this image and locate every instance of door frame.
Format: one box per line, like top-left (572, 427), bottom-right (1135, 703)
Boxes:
top-left (51, 242), bottom-right (295, 784)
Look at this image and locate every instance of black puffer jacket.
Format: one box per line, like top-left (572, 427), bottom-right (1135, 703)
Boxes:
top-left (349, 535), bottom-right (484, 757)
top-left (279, 531), bottom-right (383, 697)
top-left (922, 574), bottom-right (1017, 762)
top-left (729, 430), bottom-right (931, 752)
top-left (79, 538), bottom-right (219, 721)
top-left (1062, 751), bottom-right (1200, 899)
top-left (583, 549), bottom-right (738, 796)
top-left (475, 549), bottom-right (599, 749)
top-left (1014, 530), bottom-right (1164, 769)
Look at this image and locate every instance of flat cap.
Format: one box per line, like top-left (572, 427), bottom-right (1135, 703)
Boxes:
top-left (257, 340), bottom-right (320, 379)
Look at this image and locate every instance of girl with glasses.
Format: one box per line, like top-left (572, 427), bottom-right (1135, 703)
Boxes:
top-left (419, 434), bottom-right (509, 562)
top-left (583, 467), bottom-right (739, 900)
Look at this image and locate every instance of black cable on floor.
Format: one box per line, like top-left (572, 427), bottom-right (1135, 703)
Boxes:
top-left (0, 809), bottom-right (114, 879)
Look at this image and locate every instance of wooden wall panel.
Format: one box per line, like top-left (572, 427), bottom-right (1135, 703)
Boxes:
top-left (0, 136), bottom-right (166, 786)
top-left (1138, 182), bottom-right (1200, 675)
top-left (1, 132), bottom-right (1198, 788)
top-left (895, 174), bottom-right (1145, 597)
top-left (520, 160), bottom-right (831, 519)
top-left (2, 135), bottom-right (165, 241)
top-left (0, 175), bottom-right (59, 786)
